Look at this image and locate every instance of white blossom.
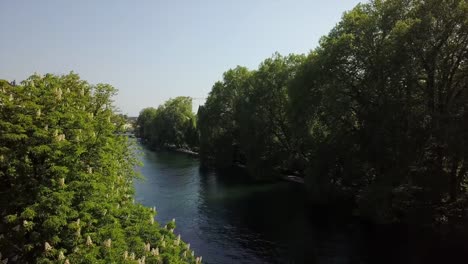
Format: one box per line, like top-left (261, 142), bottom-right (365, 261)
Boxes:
top-left (56, 134), bottom-right (66, 142)
top-left (86, 235), bottom-right (93, 246)
top-left (103, 238), bottom-right (111, 248)
top-left (44, 242), bottom-right (52, 251)
top-left (56, 88), bottom-right (62, 100)
top-left (58, 251), bottom-right (65, 260)
top-left (59, 178), bottom-right (65, 187)
top-left (151, 247), bottom-right (159, 256)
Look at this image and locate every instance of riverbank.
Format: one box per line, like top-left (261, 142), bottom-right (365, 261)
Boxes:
top-left (138, 138), bottom-right (305, 184)
top-left (136, 138), bottom-right (200, 156)
top-left (281, 175), bottom-right (305, 184)
top-left (172, 147), bottom-right (199, 157)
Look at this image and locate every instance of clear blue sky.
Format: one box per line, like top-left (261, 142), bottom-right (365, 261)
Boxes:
top-left (0, 0), bottom-right (363, 116)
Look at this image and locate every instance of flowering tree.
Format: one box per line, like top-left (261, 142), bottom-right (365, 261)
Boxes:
top-left (0, 74), bottom-right (200, 263)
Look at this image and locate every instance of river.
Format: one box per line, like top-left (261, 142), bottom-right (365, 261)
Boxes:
top-left (133, 143), bottom-right (465, 264)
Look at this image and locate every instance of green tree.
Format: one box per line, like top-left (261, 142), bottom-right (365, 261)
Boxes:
top-left (236, 53), bottom-right (306, 179)
top-left (137, 97), bottom-right (197, 150)
top-left (0, 73), bottom-right (198, 263)
top-left (290, 0), bottom-right (468, 224)
top-left (197, 67), bottom-right (252, 168)
top-left (136, 107), bottom-right (158, 140)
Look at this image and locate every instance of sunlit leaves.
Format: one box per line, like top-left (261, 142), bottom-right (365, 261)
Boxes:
top-left (0, 73), bottom-right (196, 263)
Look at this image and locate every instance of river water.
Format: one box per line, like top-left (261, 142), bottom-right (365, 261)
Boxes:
top-left (134, 143), bottom-right (465, 264)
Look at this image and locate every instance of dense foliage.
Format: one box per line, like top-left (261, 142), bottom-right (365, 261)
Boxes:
top-left (196, 0), bottom-right (468, 226)
top-left (0, 74), bottom-right (200, 263)
top-left (136, 97), bottom-right (197, 151)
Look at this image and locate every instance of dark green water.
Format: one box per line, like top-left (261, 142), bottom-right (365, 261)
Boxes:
top-left (134, 143), bottom-right (466, 264)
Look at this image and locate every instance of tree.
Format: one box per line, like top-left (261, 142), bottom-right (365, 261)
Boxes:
top-left (136, 107), bottom-right (158, 139)
top-left (289, 0), bottom-right (468, 224)
top-left (197, 67), bottom-right (252, 168)
top-left (137, 97), bottom-right (197, 150)
top-left (236, 53), bottom-right (306, 179)
top-left (0, 73), bottom-right (198, 263)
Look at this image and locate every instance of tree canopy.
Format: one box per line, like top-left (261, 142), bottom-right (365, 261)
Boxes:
top-left (0, 74), bottom-right (200, 263)
top-left (136, 97), bottom-right (197, 150)
top-left (196, 0), bottom-right (468, 226)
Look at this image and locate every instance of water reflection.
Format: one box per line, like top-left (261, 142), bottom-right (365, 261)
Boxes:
top-left (133, 145), bottom-right (356, 263)
top-left (134, 144), bottom-right (466, 264)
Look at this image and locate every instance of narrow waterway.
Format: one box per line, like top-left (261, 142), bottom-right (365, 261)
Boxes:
top-left (134, 142), bottom-right (465, 264)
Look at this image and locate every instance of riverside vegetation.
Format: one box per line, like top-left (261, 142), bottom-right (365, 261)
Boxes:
top-left (0, 74), bottom-right (201, 263)
top-left (138, 0), bottom-right (468, 229)
top-left (1, 0), bottom-right (468, 262)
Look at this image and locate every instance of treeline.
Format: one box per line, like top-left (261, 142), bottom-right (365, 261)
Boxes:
top-left (0, 74), bottom-right (200, 263)
top-left (136, 97), bottom-right (198, 150)
top-left (139, 0), bottom-right (468, 226)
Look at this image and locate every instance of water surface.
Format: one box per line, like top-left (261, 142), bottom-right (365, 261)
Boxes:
top-left (134, 143), bottom-right (465, 264)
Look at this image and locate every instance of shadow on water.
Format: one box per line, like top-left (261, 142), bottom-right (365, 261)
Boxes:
top-left (134, 143), bottom-right (468, 264)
